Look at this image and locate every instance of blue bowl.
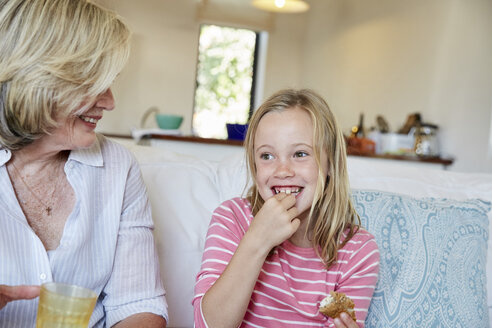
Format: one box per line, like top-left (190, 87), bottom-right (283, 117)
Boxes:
top-left (226, 123), bottom-right (248, 141)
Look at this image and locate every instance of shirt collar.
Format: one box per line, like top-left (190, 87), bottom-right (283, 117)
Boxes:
top-left (68, 136), bottom-right (104, 167)
top-left (0, 136), bottom-right (104, 167)
top-left (0, 148), bottom-right (12, 166)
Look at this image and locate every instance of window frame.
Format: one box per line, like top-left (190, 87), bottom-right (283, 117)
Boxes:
top-left (191, 23), bottom-right (266, 139)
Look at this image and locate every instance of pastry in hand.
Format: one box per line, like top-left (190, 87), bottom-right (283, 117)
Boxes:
top-left (319, 291), bottom-right (356, 321)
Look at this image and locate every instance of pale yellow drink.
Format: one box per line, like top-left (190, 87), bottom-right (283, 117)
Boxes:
top-left (36, 282), bottom-right (97, 328)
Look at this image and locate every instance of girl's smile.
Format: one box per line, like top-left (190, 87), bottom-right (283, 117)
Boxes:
top-left (272, 186), bottom-right (303, 196)
top-left (254, 106), bottom-right (328, 221)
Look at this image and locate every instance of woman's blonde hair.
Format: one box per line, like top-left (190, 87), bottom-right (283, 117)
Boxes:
top-left (244, 88), bottom-right (360, 269)
top-left (0, 0), bottom-right (131, 150)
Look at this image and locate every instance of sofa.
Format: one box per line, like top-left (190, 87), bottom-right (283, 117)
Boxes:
top-left (120, 141), bottom-right (492, 328)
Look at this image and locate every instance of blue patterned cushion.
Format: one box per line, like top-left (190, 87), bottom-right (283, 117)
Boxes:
top-left (352, 190), bottom-right (490, 328)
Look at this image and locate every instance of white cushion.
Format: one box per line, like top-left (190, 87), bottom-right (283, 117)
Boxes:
top-left (130, 144), bottom-right (219, 328)
top-left (215, 151), bottom-right (249, 203)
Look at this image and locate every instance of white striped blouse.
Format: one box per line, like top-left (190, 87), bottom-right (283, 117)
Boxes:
top-left (193, 198), bottom-right (379, 328)
top-left (0, 135), bottom-right (168, 327)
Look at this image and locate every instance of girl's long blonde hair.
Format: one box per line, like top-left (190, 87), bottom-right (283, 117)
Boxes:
top-left (0, 0), bottom-right (131, 150)
top-left (244, 88), bottom-right (360, 269)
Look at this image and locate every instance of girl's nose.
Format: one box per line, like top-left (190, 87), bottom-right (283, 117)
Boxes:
top-left (274, 160), bottom-right (295, 178)
top-left (95, 88), bottom-right (115, 111)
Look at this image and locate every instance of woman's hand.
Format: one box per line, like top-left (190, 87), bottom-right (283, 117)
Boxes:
top-left (334, 312), bottom-right (359, 328)
top-left (247, 192), bottom-right (300, 251)
top-left (0, 285), bottom-right (40, 310)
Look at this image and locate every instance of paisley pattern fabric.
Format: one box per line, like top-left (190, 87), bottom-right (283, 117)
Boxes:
top-left (352, 190), bottom-right (490, 328)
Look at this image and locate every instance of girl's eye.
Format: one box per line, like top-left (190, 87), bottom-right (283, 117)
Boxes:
top-left (260, 153), bottom-right (273, 160)
top-left (294, 151), bottom-right (308, 158)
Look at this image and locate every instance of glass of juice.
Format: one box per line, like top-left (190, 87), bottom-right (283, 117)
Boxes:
top-left (36, 282), bottom-right (97, 328)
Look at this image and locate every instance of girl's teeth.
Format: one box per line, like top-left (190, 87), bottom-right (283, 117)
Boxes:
top-left (274, 188), bottom-right (301, 195)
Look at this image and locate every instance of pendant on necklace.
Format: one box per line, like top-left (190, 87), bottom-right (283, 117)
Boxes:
top-left (46, 207), bottom-right (52, 216)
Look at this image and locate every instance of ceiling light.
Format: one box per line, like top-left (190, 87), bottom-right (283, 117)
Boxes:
top-left (252, 0), bottom-right (309, 13)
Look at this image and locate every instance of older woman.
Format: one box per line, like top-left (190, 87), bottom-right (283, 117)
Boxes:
top-left (0, 0), bottom-right (167, 327)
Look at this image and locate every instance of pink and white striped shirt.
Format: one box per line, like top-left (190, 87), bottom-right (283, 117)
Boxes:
top-left (193, 197), bottom-right (379, 328)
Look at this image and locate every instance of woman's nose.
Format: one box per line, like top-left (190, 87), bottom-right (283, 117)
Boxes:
top-left (95, 88), bottom-right (115, 111)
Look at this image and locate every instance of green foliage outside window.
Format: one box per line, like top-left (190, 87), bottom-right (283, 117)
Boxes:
top-left (193, 24), bottom-right (256, 139)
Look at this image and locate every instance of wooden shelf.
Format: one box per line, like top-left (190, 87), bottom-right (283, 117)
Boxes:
top-left (104, 133), bottom-right (243, 146)
top-left (347, 151), bottom-right (454, 166)
top-left (104, 133), bottom-right (454, 167)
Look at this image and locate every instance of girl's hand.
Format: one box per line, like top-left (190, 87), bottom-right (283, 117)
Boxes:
top-left (247, 192), bottom-right (300, 251)
top-left (333, 313), bottom-right (359, 328)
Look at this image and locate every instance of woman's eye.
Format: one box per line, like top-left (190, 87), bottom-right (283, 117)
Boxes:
top-left (260, 153), bottom-right (273, 160)
top-left (294, 151), bottom-right (308, 158)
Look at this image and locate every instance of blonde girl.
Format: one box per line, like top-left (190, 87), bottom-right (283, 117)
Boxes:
top-left (193, 89), bottom-right (379, 328)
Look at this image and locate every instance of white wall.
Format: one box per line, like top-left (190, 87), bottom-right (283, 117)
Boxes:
top-left (96, 0), bottom-right (492, 173)
top-left (301, 0), bottom-right (492, 173)
top-left (96, 0), bottom-right (305, 135)
top-left (96, 0), bottom-right (200, 134)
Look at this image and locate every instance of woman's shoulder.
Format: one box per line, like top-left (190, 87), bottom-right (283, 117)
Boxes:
top-left (97, 134), bottom-right (131, 153)
top-left (96, 134), bottom-right (136, 164)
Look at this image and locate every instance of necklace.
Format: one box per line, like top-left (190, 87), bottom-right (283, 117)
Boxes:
top-left (10, 160), bottom-right (63, 216)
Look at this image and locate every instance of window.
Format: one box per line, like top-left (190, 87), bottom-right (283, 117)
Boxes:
top-left (192, 24), bottom-right (260, 139)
